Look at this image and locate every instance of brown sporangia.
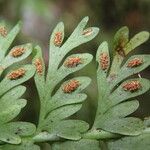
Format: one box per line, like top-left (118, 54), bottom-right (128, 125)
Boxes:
top-left (64, 57), bottom-right (82, 68)
top-left (122, 80), bottom-right (141, 92)
top-left (54, 32), bottom-right (63, 46)
top-left (127, 58), bottom-right (143, 68)
top-left (99, 52), bottom-right (109, 70)
top-left (10, 47), bottom-right (25, 57)
top-left (8, 68), bottom-right (26, 80)
top-left (0, 26), bottom-right (7, 37)
top-left (62, 79), bottom-right (80, 93)
top-left (82, 28), bottom-right (93, 36)
top-left (115, 38), bottom-right (126, 57)
top-left (34, 58), bottom-right (43, 75)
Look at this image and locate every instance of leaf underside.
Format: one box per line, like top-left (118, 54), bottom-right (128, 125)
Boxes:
top-left (93, 27), bottom-right (150, 137)
top-left (33, 17), bottom-right (99, 141)
top-left (0, 22), bottom-right (36, 145)
top-left (0, 19), bottom-right (149, 150)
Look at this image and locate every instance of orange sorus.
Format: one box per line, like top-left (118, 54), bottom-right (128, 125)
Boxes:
top-left (64, 57), bottom-right (82, 68)
top-left (99, 52), bottom-right (109, 70)
top-left (54, 32), bottom-right (63, 46)
top-left (127, 58), bottom-right (143, 68)
top-left (10, 47), bottom-right (25, 57)
top-left (34, 58), bottom-right (43, 75)
top-left (8, 68), bottom-right (26, 80)
top-left (122, 80), bottom-right (141, 92)
top-left (82, 28), bottom-right (93, 36)
top-left (62, 79), bottom-right (80, 93)
top-left (0, 26), bottom-right (7, 37)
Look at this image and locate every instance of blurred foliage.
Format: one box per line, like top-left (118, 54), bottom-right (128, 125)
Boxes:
top-left (0, 0), bottom-right (149, 136)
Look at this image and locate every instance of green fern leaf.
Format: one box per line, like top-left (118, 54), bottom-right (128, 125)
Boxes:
top-left (32, 17), bottom-right (99, 141)
top-left (93, 28), bottom-right (150, 136)
top-left (0, 22), bottom-right (21, 61)
top-left (0, 22), bottom-right (36, 145)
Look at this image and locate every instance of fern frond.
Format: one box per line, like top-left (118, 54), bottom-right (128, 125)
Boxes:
top-left (32, 17), bottom-right (99, 142)
top-left (93, 27), bottom-right (150, 136)
top-left (0, 22), bottom-right (36, 145)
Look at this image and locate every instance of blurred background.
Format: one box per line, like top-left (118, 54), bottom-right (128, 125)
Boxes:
top-left (0, 0), bottom-right (149, 148)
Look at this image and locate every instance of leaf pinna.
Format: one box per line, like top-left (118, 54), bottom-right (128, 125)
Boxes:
top-left (0, 21), bottom-right (36, 146)
top-left (0, 18), bottom-right (150, 150)
top-left (92, 27), bottom-right (150, 138)
top-left (32, 17), bottom-right (99, 142)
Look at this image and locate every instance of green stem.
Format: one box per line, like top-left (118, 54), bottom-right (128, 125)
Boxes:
top-left (37, 105), bottom-right (45, 132)
top-left (36, 94), bottom-right (48, 133)
top-left (143, 127), bottom-right (150, 133)
top-left (33, 132), bottom-right (60, 143)
top-left (33, 128), bottom-right (150, 143)
top-left (82, 129), bottom-right (120, 140)
top-left (36, 86), bottom-right (53, 133)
